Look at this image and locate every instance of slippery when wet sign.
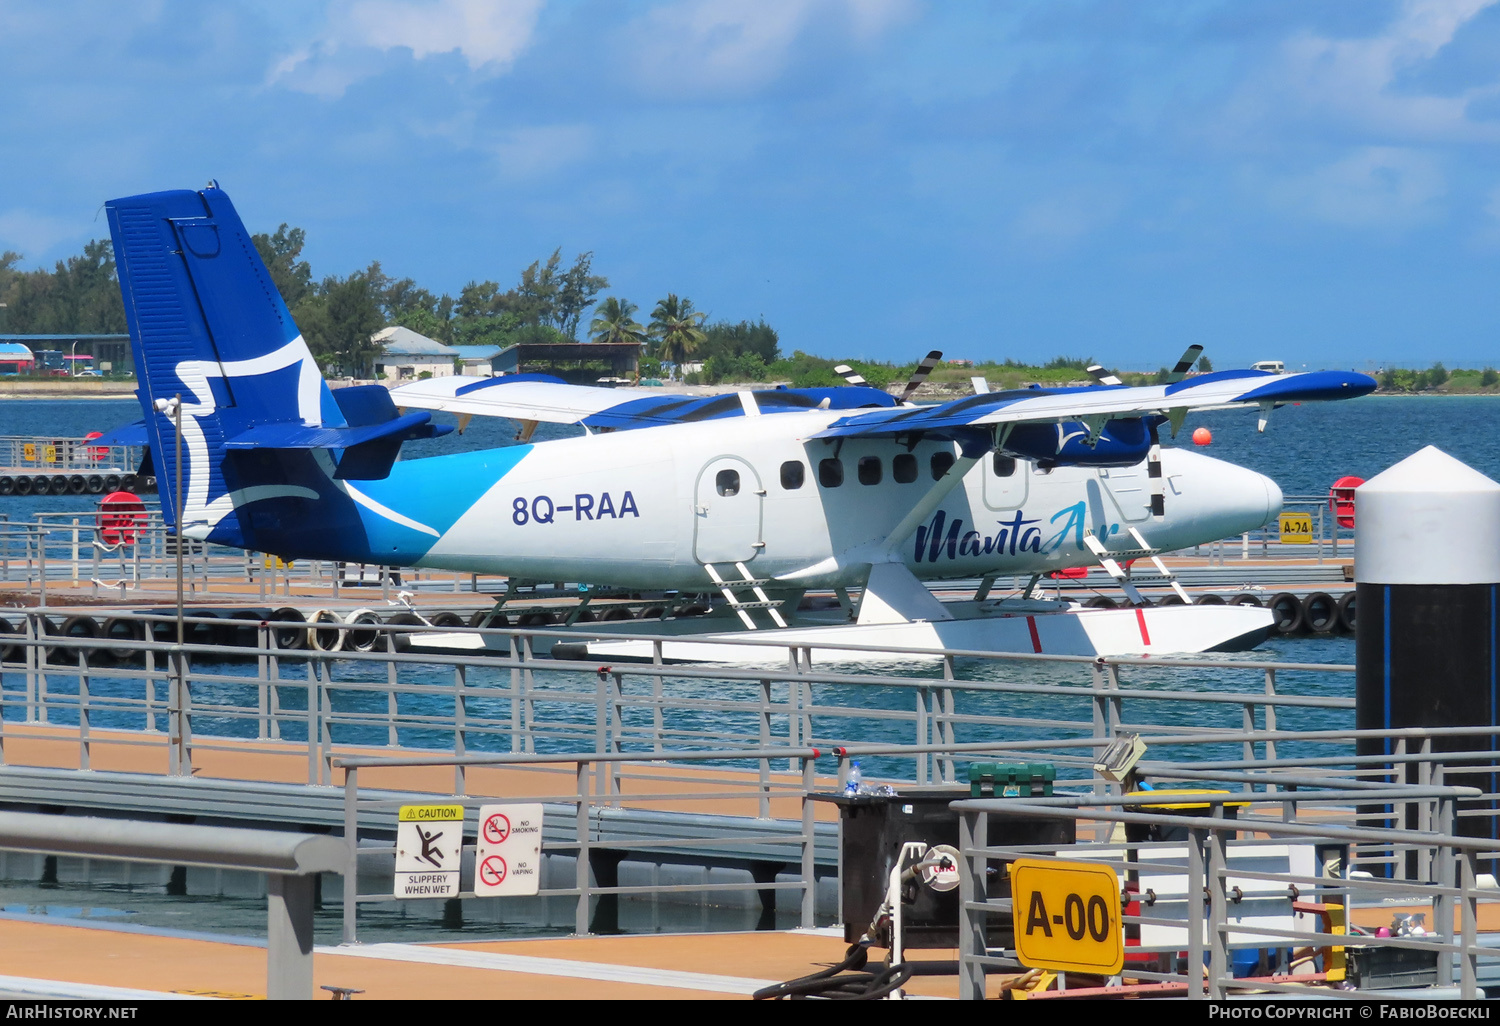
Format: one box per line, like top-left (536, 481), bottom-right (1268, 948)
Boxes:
top-left (394, 804), bottom-right (464, 898)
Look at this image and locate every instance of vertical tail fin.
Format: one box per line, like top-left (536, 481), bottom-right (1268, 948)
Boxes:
top-left (107, 183), bottom-right (336, 543)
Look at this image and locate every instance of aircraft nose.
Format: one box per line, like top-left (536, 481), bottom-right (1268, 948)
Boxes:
top-left (1262, 473), bottom-right (1284, 524)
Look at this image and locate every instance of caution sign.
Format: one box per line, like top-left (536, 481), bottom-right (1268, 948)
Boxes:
top-left (394, 804), bottom-right (464, 898)
top-left (1278, 512), bottom-right (1313, 544)
top-left (1010, 858), bottom-right (1123, 975)
top-left (474, 803), bottom-right (543, 897)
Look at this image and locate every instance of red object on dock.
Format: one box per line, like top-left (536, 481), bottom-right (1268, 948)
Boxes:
top-left (1329, 476), bottom-right (1363, 529)
top-left (98, 491), bottom-right (146, 545)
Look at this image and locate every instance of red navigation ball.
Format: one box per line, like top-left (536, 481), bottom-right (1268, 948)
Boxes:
top-left (1192, 427), bottom-right (1212, 446)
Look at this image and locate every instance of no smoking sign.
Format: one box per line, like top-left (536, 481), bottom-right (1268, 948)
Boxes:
top-left (474, 803), bottom-right (543, 897)
top-left (483, 812), bottom-right (511, 846)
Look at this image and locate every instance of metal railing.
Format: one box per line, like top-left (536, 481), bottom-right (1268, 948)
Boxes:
top-left (0, 436), bottom-right (142, 474)
top-left (954, 783), bottom-right (1498, 1000)
top-left (0, 611), bottom-right (1358, 787)
top-left (335, 747), bottom-right (822, 942)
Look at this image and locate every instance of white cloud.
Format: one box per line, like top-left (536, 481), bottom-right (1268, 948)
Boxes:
top-left (0, 210), bottom-right (86, 262)
top-left (271, 0), bottom-right (543, 97)
top-left (627, 0), bottom-right (916, 96)
top-left (1235, 0), bottom-right (1500, 144)
top-left (1263, 146), bottom-right (1446, 228)
top-left (489, 124), bottom-right (595, 180)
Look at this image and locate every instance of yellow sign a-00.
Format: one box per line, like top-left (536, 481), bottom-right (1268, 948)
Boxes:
top-left (1010, 858), bottom-right (1123, 975)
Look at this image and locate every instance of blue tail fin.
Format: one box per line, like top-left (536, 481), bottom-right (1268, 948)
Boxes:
top-left (107, 184), bottom-right (443, 547)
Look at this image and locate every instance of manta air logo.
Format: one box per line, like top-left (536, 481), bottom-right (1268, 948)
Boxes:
top-left (912, 501), bottom-right (1117, 563)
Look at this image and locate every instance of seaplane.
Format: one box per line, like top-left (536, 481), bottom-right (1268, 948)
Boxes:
top-left (104, 184), bottom-right (1375, 663)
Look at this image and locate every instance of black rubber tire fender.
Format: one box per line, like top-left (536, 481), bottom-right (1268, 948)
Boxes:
top-left (1302, 592), bottom-right (1338, 633)
top-left (101, 616), bottom-right (147, 662)
top-left (1083, 595), bottom-right (1118, 609)
top-left (268, 607), bottom-right (308, 651)
top-left (343, 609), bottom-right (383, 652)
top-left (58, 618), bottom-right (99, 666)
top-left (1336, 591), bottom-right (1356, 634)
top-left (0, 477), bottom-right (13, 496)
top-left (1269, 592), bottom-right (1305, 634)
top-left (1194, 594), bottom-right (1227, 605)
top-left (307, 609), bottom-right (345, 653)
top-left (1230, 594), bottom-right (1263, 607)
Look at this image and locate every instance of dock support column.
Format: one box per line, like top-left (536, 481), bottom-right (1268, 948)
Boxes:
top-left (1354, 446), bottom-right (1500, 874)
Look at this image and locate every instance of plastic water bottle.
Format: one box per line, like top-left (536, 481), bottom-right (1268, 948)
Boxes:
top-left (845, 761), bottom-right (862, 795)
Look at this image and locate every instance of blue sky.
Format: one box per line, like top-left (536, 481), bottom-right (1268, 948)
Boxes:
top-left (4, 0), bottom-right (1500, 370)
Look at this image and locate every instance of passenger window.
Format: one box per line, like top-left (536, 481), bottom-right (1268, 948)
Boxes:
top-left (818, 458), bottom-right (844, 488)
top-left (780, 460), bottom-right (805, 490)
top-left (858, 456), bottom-right (882, 485)
top-left (715, 469), bottom-right (740, 496)
top-left (892, 453), bottom-right (917, 483)
top-left (992, 453), bottom-right (1016, 477)
top-left (930, 451), bottom-right (955, 479)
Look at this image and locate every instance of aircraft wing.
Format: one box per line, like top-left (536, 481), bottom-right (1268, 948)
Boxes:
top-left (390, 374), bottom-right (898, 429)
top-left (389, 374), bottom-right (667, 425)
top-left (810, 369), bottom-right (1376, 441)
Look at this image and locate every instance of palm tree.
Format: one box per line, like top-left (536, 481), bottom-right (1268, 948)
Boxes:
top-left (588, 296), bottom-right (648, 346)
top-left (649, 294), bottom-right (707, 375)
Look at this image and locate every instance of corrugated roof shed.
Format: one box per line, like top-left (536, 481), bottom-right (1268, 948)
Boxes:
top-left (372, 326), bottom-right (458, 357)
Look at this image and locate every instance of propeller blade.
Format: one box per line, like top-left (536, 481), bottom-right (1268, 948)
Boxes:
top-left (1086, 364), bottom-right (1123, 387)
top-left (971, 375), bottom-right (990, 395)
top-left (1165, 345), bottom-right (1204, 383)
top-left (832, 364), bottom-right (868, 387)
top-left (898, 350), bottom-right (943, 403)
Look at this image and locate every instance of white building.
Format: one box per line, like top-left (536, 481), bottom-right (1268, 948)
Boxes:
top-left (371, 326), bottom-right (459, 381)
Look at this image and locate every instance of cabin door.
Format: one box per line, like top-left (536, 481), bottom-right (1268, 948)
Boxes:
top-left (693, 457), bottom-right (764, 565)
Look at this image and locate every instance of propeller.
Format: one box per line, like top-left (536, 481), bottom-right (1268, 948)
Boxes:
top-left (1085, 365), bottom-right (1123, 386)
top-left (1165, 344), bottom-right (1204, 383)
top-left (832, 364), bottom-right (868, 387)
top-left (898, 350), bottom-right (943, 404)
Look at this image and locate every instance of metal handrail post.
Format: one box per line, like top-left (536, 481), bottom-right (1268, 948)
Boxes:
top-left (453, 663), bottom-right (466, 795)
top-left (800, 755), bottom-right (816, 928)
top-left (1461, 848), bottom-right (1479, 998)
top-left (1188, 827), bottom-right (1206, 999)
top-left (257, 623), bottom-right (270, 740)
top-left (915, 685), bottom-right (930, 785)
top-left (576, 761), bottom-right (591, 935)
top-left (166, 649), bottom-right (182, 776)
top-left (957, 809), bottom-right (987, 1000)
top-left (76, 649), bottom-right (90, 771)
top-left (306, 661), bottom-right (318, 785)
top-left (343, 767), bottom-right (358, 945)
top-left (1437, 794), bottom-right (1455, 987)
top-left (1207, 825), bottom-right (1229, 999)
top-left (759, 679), bottom-right (773, 816)
top-left (594, 667), bottom-right (607, 799)
top-left (23, 613), bottom-right (36, 724)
